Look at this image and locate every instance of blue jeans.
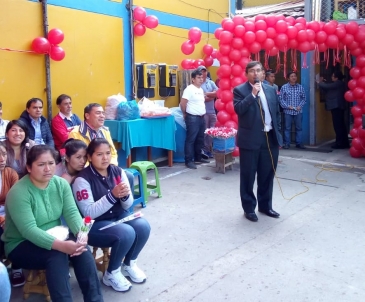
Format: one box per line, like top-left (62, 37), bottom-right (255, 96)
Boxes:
top-left (284, 113), bottom-right (303, 145)
top-left (8, 237), bottom-right (103, 302)
top-left (0, 262), bottom-right (10, 302)
top-left (184, 113), bottom-right (206, 164)
top-left (88, 215), bottom-right (150, 272)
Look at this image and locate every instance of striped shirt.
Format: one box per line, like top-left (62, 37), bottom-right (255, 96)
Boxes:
top-left (279, 83), bottom-right (306, 115)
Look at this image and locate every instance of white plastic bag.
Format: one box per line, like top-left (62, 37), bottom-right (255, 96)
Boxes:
top-left (105, 93), bottom-right (127, 120)
top-left (138, 97), bottom-right (171, 117)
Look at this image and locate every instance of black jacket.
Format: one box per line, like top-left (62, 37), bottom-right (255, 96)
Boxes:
top-left (19, 110), bottom-right (54, 147)
top-left (318, 80), bottom-right (347, 111)
top-left (233, 82), bottom-right (282, 150)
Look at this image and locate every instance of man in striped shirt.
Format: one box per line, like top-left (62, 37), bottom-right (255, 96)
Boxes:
top-left (279, 71), bottom-right (306, 149)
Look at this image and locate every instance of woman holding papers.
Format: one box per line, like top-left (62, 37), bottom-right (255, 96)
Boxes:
top-left (72, 138), bottom-right (151, 293)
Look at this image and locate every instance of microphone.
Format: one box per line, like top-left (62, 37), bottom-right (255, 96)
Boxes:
top-left (254, 78), bottom-right (261, 96)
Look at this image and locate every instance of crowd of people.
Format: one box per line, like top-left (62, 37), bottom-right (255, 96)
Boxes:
top-left (0, 96), bottom-right (150, 301)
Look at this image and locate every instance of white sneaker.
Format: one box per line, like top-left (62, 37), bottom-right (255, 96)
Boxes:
top-left (123, 259), bottom-right (147, 283)
top-left (103, 268), bottom-right (132, 292)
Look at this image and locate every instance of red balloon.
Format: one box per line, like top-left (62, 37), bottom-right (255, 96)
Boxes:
top-left (232, 15), bottom-right (245, 26)
top-left (350, 146), bottom-right (363, 158)
top-left (181, 40), bottom-right (195, 55)
top-left (285, 16), bottom-right (296, 26)
top-left (298, 41), bottom-right (310, 53)
top-left (221, 18), bottom-right (231, 27)
top-left (244, 21), bottom-right (255, 32)
top-left (255, 30), bottom-right (267, 43)
top-left (203, 44), bottom-right (213, 56)
top-left (188, 27), bottom-right (202, 43)
top-left (231, 77), bottom-right (245, 88)
top-left (181, 59), bottom-right (193, 69)
top-left (220, 91), bottom-right (233, 103)
top-left (47, 28), bottom-right (64, 45)
top-left (229, 49), bottom-right (241, 62)
top-left (315, 31), bottom-right (327, 44)
top-left (348, 79), bottom-right (357, 90)
top-left (353, 87), bottom-right (365, 99)
top-left (275, 20), bottom-right (288, 33)
top-left (225, 102), bottom-right (235, 114)
top-left (220, 31), bottom-right (233, 44)
top-left (204, 56), bottom-right (214, 67)
top-left (249, 42), bottom-right (261, 54)
top-left (255, 14), bottom-right (266, 21)
top-left (263, 38), bottom-right (275, 51)
top-left (352, 47), bottom-right (364, 57)
top-left (306, 29), bottom-right (315, 42)
top-left (356, 55), bottom-right (365, 68)
top-left (215, 99), bottom-right (226, 111)
top-left (231, 113), bottom-right (238, 123)
top-left (49, 45), bottom-right (65, 61)
top-left (240, 47), bottom-right (250, 57)
top-left (354, 117), bottom-right (362, 128)
top-left (193, 59), bottom-right (205, 68)
top-left (350, 67), bottom-right (361, 79)
top-left (243, 31), bottom-right (256, 44)
top-left (211, 49), bottom-right (218, 59)
top-left (359, 128), bottom-right (365, 140)
top-left (307, 21), bottom-right (320, 33)
top-left (133, 23), bottom-right (146, 36)
top-left (143, 15), bottom-right (159, 29)
top-left (335, 27), bottom-right (346, 40)
top-left (296, 30), bottom-right (308, 42)
top-left (238, 56), bottom-right (250, 69)
top-left (214, 28), bottom-right (223, 39)
top-left (133, 6), bottom-right (146, 22)
top-left (266, 27), bottom-right (277, 39)
top-left (224, 120), bottom-right (238, 129)
top-left (355, 29), bottom-right (365, 43)
top-left (275, 33), bottom-right (288, 47)
top-left (217, 110), bottom-right (231, 124)
top-left (357, 76), bottom-right (365, 89)
top-left (268, 46), bottom-right (279, 56)
top-left (351, 106), bottom-right (363, 117)
top-left (350, 128), bottom-right (359, 138)
top-left (287, 26), bottom-right (298, 39)
top-left (361, 66), bottom-right (365, 76)
top-left (215, 121), bottom-right (222, 127)
top-left (352, 137), bottom-right (362, 150)
top-left (219, 78), bottom-right (231, 90)
top-left (219, 65), bottom-right (231, 78)
top-left (294, 23), bottom-right (305, 31)
top-left (219, 56), bottom-right (231, 65)
top-left (342, 34), bottom-right (354, 46)
top-left (266, 15), bottom-right (277, 27)
top-left (348, 41), bottom-right (359, 50)
top-left (346, 21), bottom-right (359, 35)
top-left (323, 22), bottom-right (336, 35)
top-left (326, 34), bottom-right (339, 49)
top-left (231, 38), bottom-right (244, 49)
top-left (255, 20), bottom-right (267, 31)
top-left (344, 90), bottom-right (354, 102)
top-left (222, 20), bottom-right (235, 32)
top-left (231, 64), bottom-right (243, 77)
top-left (295, 17), bottom-right (307, 25)
top-left (219, 44), bottom-right (231, 55)
top-left (234, 25), bottom-right (246, 37)
top-left (31, 37), bottom-right (51, 54)
top-left (288, 39), bottom-right (298, 50)
top-left (232, 146), bottom-right (240, 157)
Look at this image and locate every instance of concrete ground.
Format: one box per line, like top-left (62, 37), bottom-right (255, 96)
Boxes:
top-left (8, 145), bottom-right (365, 302)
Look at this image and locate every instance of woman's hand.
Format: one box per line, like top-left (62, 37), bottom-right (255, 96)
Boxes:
top-left (52, 239), bottom-right (87, 256)
top-left (112, 182), bottom-right (130, 199)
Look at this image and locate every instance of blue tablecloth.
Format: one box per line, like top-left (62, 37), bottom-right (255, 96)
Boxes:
top-left (105, 116), bottom-right (176, 158)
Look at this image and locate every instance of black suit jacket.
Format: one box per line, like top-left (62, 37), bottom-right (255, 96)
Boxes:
top-left (233, 82), bottom-right (283, 150)
top-left (318, 80), bottom-right (346, 111)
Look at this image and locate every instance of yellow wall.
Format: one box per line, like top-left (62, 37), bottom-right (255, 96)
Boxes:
top-left (0, 0), bottom-right (125, 120)
top-left (244, 0), bottom-right (286, 6)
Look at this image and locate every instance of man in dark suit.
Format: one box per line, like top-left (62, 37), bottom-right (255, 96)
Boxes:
top-left (233, 61), bottom-right (283, 222)
top-left (317, 70), bottom-right (349, 149)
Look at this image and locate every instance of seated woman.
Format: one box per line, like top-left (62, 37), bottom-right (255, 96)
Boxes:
top-left (5, 120), bottom-right (35, 178)
top-left (2, 145), bottom-right (103, 302)
top-left (55, 138), bottom-right (88, 183)
top-left (72, 138), bottom-right (151, 292)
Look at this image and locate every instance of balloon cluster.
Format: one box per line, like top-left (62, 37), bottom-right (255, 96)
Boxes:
top-left (346, 54), bottom-right (365, 157)
top-left (31, 28), bottom-right (65, 61)
top-left (133, 6), bottom-right (159, 37)
top-left (181, 43), bottom-right (218, 70)
top-left (213, 15), bottom-right (365, 158)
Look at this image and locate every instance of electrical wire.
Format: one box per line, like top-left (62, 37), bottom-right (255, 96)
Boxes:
top-left (177, 0), bottom-right (226, 18)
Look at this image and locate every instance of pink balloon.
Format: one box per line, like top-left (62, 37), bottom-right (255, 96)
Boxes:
top-left (133, 6), bottom-right (146, 22)
top-left (356, 55), bottom-right (365, 68)
top-left (346, 21), bottom-right (359, 35)
top-left (47, 28), bottom-right (64, 45)
top-left (220, 90), bottom-right (233, 103)
top-left (225, 102), bottom-right (235, 114)
top-left (203, 44), bottom-right (213, 56)
top-left (214, 28), bottom-right (223, 39)
top-left (188, 27), bottom-right (202, 43)
top-left (255, 30), bottom-right (267, 43)
top-left (143, 15), bottom-right (159, 29)
top-left (232, 15), bottom-right (245, 26)
top-left (244, 21), bottom-right (255, 32)
top-left (287, 26), bottom-right (298, 39)
top-left (219, 65), bottom-right (231, 78)
top-left (31, 37), bottom-right (51, 54)
top-left (49, 45), bottom-right (65, 61)
top-left (315, 31), bottom-right (327, 44)
top-left (350, 67), bottom-right (361, 79)
top-left (243, 31), bottom-right (256, 44)
top-left (255, 20), bottom-right (267, 31)
top-left (263, 38), bottom-right (275, 51)
top-left (193, 59), bottom-right (205, 68)
top-left (275, 20), bottom-right (288, 33)
top-left (222, 20), bottom-right (235, 32)
top-left (224, 120), bottom-right (238, 129)
top-left (231, 77), bottom-right (245, 88)
top-left (215, 99), bottom-right (226, 111)
top-left (181, 40), bottom-right (195, 55)
top-left (266, 27), bottom-right (277, 39)
top-left (181, 59), bottom-right (193, 69)
top-left (234, 25), bottom-right (246, 37)
top-left (231, 64), bottom-right (243, 77)
top-left (217, 110), bottom-right (231, 124)
top-left (231, 38), bottom-right (244, 49)
top-left (249, 42), bottom-right (261, 54)
top-left (204, 56), bottom-right (214, 67)
top-left (229, 49), bottom-right (241, 62)
top-left (220, 31), bottom-right (233, 44)
top-left (326, 34), bottom-right (339, 49)
top-left (133, 23), bottom-right (146, 36)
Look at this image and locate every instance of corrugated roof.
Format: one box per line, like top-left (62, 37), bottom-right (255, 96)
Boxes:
top-left (235, 0), bottom-right (304, 18)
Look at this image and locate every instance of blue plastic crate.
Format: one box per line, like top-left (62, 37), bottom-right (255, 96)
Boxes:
top-left (213, 137), bottom-right (235, 153)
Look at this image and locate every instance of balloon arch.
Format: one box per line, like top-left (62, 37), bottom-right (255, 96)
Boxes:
top-left (181, 15), bottom-right (365, 158)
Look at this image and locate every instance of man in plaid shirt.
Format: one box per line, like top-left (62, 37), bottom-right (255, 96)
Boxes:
top-left (279, 71), bottom-right (306, 149)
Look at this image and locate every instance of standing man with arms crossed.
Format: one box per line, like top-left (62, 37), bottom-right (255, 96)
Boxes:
top-left (180, 69), bottom-right (210, 169)
top-left (233, 61), bottom-right (282, 222)
top-left (279, 71), bottom-right (306, 149)
top-left (197, 66), bottom-right (218, 159)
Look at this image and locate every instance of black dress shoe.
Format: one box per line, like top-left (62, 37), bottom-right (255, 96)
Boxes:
top-left (331, 144), bottom-right (350, 149)
top-left (283, 145), bottom-right (290, 149)
top-left (244, 212), bottom-right (258, 222)
top-left (258, 209), bottom-right (280, 218)
top-left (195, 158), bottom-right (210, 164)
top-left (296, 144), bottom-right (306, 149)
top-left (185, 162), bottom-right (197, 169)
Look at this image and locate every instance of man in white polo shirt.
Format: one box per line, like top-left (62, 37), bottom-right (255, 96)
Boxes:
top-left (180, 69), bottom-right (210, 169)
